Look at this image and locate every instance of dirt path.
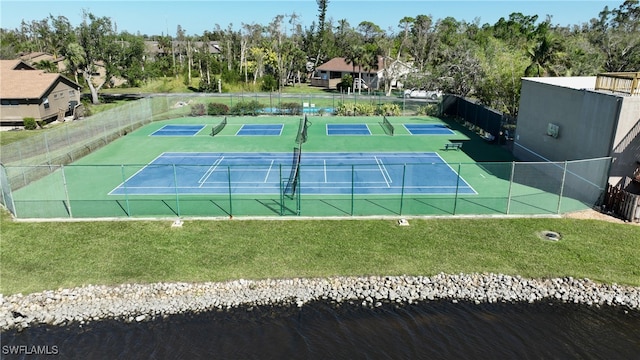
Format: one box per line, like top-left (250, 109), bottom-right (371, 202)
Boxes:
top-left (563, 208), bottom-right (639, 225)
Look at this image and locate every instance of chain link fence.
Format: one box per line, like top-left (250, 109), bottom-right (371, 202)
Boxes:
top-left (1, 158), bottom-right (611, 219)
top-left (0, 93), bottom-right (611, 219)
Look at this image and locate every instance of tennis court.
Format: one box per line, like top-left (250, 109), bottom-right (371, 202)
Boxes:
top-left (404, 124), bottom-right (455, 135)
top-left (326, 124), bottom-right (372, 136)
top-left (150, 124), bottom-right (206, 136)
top-left (3, 112), bottom-right (608, 218)
top-left (109, 151), bottom-right (475, 196)
top-left (235, 124), bottom-right (283, 136)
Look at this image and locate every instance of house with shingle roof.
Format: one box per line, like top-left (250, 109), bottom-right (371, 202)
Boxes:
top-left (0, 60), bottom-right (81, 127)
top-left (310, 56), bottom-right (413, 92)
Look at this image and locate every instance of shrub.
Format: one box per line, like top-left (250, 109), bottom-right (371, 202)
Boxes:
top-left (260, 74), bottom-right (278, 92)
top-left (279, 102), bottom-right (302, 115)
top-left (230, 100), bottom-right (264, 116)
top-left (416, 104), bottom-right (439, 116)
top-left (335, 102), bottom-right (376, 116)
top-left (23, 117), bottom-right (37, 130)
top-left (376, 103), bottom-right (401, 116)
top-left (199, 77), bottom-right (219, 93)
top-left (335, 103), bottom-right (354, 116)
top-left (207, 102), bottom-right (229, 115)
top-left (190, 103), bottom-right (206, 116)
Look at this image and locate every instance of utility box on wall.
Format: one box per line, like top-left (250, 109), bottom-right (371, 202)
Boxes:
top-left (547, 123), bottom-right (560, 138)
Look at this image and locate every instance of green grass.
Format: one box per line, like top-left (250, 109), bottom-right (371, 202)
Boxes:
top-left (1, 209), bottom-right (638, 296)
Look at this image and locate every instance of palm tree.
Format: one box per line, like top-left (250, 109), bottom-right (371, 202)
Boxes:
top-left (64, 42), bottom-right (86, 84)
top-left (34, 59), bottom-right (58, 73)
top-left (345, 45), bottom-right (366, 93)
top-left (525, 26), bottom-right (565, 77)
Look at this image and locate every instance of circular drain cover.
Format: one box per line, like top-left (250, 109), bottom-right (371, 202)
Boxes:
top-left (538, 230), bottom-right (561, 241)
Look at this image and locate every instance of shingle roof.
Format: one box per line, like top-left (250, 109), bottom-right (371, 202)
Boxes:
top-left (0, 60), bottom-right (79, 99)
top-left (316, 57), bottom-right (384, 74)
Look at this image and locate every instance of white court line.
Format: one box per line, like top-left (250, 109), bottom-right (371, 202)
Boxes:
top-left (264, 160), bottom-right (275, 183)
top-left (374, 156), bottom-right (391, 187)
top-left (324, 159), bottom-right (327, 183)
top-left (109, 152), bottom-right (168, 194)
top-left (198, 156), bottom-right (224, 186)
top-left (432, 152), bottom-right (478, 195)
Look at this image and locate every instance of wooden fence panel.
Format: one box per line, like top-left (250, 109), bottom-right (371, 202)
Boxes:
top-left (604, 184), bottom-right (640, 223)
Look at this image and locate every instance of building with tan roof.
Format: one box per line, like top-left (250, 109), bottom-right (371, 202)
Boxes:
top-left (310, 56), bottom-right (413, 92)
top-left (0, 60), bottom-right (81, 127)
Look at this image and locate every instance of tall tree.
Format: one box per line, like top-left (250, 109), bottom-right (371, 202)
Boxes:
top-left (589, 0), bottom-right (640, 71)
top-left (75, 11), bottom-right (119, 104)
top-left (409, 15), bottom-right (437, 71)
top-left (525, 22), bottom-right (566, 77)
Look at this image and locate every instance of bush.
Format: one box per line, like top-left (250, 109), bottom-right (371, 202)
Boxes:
top-left (199, 77), bottom-right (219, 93)
top-left (23, 117), bottom-right (37, 130)
top-left (376, 103), bottom-right (401, 116)
top-left (335, 102), bottom-right (376, 116)
top-left (190, 103), bottom-right (206, 116)
top-left (416, 104), bottom-right (439, 116)
top-left (230, 100), bottom-right (264, 116)
top-left (207, 103), bottom-right (229, 115)
top-left (260, 74), bottom-right (278, 92)
top-left (279, 102), bottom-right (302, 115)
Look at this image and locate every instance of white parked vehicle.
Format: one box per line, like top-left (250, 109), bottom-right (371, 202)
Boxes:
top-left (403, 88), bottom-right (442, 100)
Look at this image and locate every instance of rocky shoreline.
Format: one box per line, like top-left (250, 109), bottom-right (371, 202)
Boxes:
top-left (1, 273), bottom-right (639, 331)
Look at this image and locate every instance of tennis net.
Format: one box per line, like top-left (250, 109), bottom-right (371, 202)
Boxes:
top-left (295, 114), bottom-right (311, 144)
top-left (210, 116), bottom-right (227, 136)
top-left (381, 116), bottom-right (395, 136)
top-left (284, 146), bottom-right (302, 196)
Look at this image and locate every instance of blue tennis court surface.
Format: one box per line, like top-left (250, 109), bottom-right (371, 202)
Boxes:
top-left (236, 124), bottom-right (283, 136)
top-left (150, 124), bottom-right (205, 136)
top-left (110, 152), bottom-right (476, 196)
top-left (327, 124), bottom-right (371, 136)
top-left (404, 124), bottom-right (454, 135)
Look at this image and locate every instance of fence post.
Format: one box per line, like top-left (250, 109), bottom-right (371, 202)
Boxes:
top-left (0, 164), bottom-right (18, 218)
top-left (351, 165), bottom-right (355, 216)
top-left (399, 164), bottom-right (406, 215)
top-left (296, 163), bottom-right (301, 216)
top-left (557, 161), bottom-right (568, 214)
top-left (507, 161), bottom-right (515, 214)
top-left (61, 165), bottom-right (72, 218)
top-left (228, 165), bottom-right (233, 217)
top-left (44, 133), bottom-right (52, 169)
top-left (173, 164), bottom-right (181, 217)
top-left (453, 163), bottom-right (461, 215)
top-left (121, 165), bottom-right (131, 217)
top-left (279, 164), bottom-right (282, 215)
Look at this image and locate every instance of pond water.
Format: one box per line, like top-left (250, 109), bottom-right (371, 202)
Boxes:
top-left (2, 300), bottom-right (639, 359)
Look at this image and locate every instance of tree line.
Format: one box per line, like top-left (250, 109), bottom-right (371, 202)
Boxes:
top-left (0, 0), bottom-right (638, 115)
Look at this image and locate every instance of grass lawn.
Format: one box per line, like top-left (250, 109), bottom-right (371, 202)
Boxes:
top-left (1, 209), bottom-right (638, 296)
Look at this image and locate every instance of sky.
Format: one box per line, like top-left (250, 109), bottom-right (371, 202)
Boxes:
top-left (0, 0), bottom-right (624, 36)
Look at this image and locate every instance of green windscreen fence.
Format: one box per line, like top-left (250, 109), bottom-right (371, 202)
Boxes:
top-left (1, 158), bottom-right (612, 219)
